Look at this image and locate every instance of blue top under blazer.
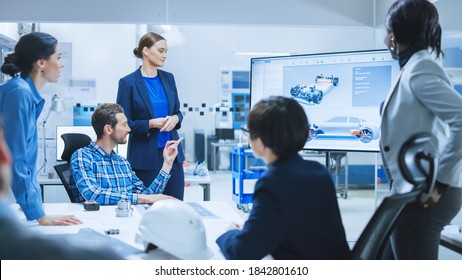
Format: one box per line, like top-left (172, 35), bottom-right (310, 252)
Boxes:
top-left (117, 67), bottom-right (185, 170)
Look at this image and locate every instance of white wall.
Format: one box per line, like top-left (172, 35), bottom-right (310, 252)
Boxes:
top-left (1, 22), bottom-right (376, 162)
top-left (40, 23), bottom-right (138, 104)
top-left (0, 23), bottom-right (19, 41)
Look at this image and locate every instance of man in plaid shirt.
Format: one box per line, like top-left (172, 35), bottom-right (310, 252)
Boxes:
top-left (70, 103), bottom-right (182, 205)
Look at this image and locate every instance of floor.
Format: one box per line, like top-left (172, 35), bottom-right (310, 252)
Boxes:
top-left (184, 170), bottom-right (462, 260)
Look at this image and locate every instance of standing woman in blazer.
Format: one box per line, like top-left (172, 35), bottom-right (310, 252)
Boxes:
top-left (381, 0), bottom-right (462, 259)
top-left (117, 32), bottom-right (185, 200)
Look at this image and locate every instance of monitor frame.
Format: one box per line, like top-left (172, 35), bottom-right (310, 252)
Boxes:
top-left (215, 128), bottom-right (235, 141)
top-left (250, 49), bottom-right (400, 153)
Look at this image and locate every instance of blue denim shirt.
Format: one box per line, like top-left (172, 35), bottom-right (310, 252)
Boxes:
top-left (0, 76), bottom-right (45, 220)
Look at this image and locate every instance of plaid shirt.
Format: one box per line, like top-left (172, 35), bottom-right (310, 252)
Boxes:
top-left (70, 142), bottom-right (170, 205)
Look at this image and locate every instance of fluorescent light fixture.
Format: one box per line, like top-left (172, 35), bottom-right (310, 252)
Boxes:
top-left (233, 51), bottom-right (292, 56)
top-left (160, 25), bottom-right (172, 32)
top-left (428, 0), bottom-right (438, 3)
top-left (160, 26), bottom-right (185, 47)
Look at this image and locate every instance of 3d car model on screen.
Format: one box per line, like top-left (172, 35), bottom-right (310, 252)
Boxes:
top-left (290, 74), bottom-right (339, 105)
top-left (309, 115), bottom-right (380, 143)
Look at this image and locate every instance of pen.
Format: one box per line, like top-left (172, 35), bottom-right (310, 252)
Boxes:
top-left (193, 160), bottom-right (200, 176)
top-left (198, 161), bottom-right (207, 172)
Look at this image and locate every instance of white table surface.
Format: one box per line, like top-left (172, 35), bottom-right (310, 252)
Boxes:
top-left (440, 224), bottom-right (462, 254)
top-left (11, 201), bottom-right (244, 260)
top-left (39, 174), bottom-right (213, 201)
top-left (38, 175), bottom-right (212, 186)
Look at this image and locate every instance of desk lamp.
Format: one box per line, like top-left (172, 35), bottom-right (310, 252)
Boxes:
top-left (38, 94), bottom-right (66, 176)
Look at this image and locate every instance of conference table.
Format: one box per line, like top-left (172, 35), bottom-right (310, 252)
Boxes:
top-left (12, 201), bottom-right (244, 260)
top-left (440, 225), bottom-right (462, 255)
top-left (38, 174), bottom-right (212, 202)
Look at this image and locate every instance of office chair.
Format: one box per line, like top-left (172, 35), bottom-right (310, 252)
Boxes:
top-left (351, 132), bottom-right (437, 259)
top-left (53, 133), bottom-right (92, 203)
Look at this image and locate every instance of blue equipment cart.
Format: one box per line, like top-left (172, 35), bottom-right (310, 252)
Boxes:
top-left (231, 146), bottom-right (266, 212)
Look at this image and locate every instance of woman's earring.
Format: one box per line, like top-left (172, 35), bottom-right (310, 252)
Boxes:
top-left (390, 39), bottom-right (398, 56)
top-left (40, 68), bottom-right (44, 73)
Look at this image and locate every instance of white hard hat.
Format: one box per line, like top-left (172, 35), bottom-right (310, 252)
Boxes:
top-left (135, 200), bottom-right (213, 260)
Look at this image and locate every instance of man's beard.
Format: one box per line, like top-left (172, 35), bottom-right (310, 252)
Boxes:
top-left (111, 133), bottom-right (128, 145)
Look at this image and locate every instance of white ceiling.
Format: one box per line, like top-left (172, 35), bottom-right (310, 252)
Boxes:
top-left (0, 0), bottom-right (460, 32)
top-left (1, 0), bottom-right (375, 27)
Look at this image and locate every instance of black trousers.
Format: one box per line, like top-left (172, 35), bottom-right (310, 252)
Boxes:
top-left (389, 187), bottom-right (462, 259)
top-left (133, 148), bottom-right (185, 200)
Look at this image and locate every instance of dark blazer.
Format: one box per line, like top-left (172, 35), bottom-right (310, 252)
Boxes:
top-left (117, 68), bottom-right (185, 170)
top-left (216, 153), bottom-right (351, 260)
top-left (0, 202), bottom-right (121, 260)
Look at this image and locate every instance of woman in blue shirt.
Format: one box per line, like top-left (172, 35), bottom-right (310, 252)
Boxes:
top-left (0, 32), bottom-right (81, 226)
top-left (117, 32), bottom-right (185, 200)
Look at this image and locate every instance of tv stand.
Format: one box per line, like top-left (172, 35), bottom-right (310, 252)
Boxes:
top-left (326, 152), bottom-right (349, 199)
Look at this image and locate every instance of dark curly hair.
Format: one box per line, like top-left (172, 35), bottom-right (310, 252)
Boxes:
top-left (92, 103), bottom-right (125, 139)
top-left (385, 0), bottom-right (443, 58)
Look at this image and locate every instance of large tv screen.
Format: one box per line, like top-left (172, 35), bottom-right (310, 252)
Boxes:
top-left (250, 49), bottom-right (400, 152)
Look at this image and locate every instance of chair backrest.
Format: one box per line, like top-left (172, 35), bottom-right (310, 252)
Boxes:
top-left (351, 132), bottom-right (437, 259)
top-left (54, 163), bottom-right (76, 203)
top-left (54, 133), bottom-right (91, 203)
top-left (60, 133), bottom-right (92, 163)
top-left (398, 132), bottom-right (437, 203)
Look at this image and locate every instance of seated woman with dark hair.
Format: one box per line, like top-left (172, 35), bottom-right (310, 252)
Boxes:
top-left (216, 96), bottom-right (351, 260)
